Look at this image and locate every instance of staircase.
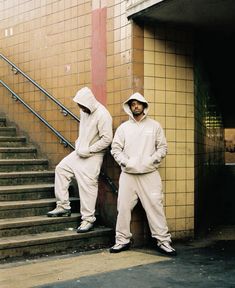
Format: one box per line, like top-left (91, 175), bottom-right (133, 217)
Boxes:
top-left (0, 116), bottom-right (113, 261)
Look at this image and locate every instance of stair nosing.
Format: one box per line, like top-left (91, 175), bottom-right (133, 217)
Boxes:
top-left (0, 214), bottom-right (80, 229)
top-left (0, 147), bottom-right (36, 151)
top-left (0, 127), bottom-right (16, 130)
top-left (0, 183), bottom-right (54, 193)
top-left (0, 197), bottom-right (79, 208)
top-left (0, 159), bottom-right (48, 164)
top-left (0, 136), bottom-right (26, 140)
top-left (0, 228), bottom-right (113, 248)
top-left (0, 170), bottom-right (54, 177)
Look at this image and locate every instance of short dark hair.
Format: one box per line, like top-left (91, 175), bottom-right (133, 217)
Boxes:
top-left (128, 99), bottom-right (147, 108)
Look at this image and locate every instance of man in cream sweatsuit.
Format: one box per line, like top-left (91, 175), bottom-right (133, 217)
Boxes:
top-left (109, 92), bottom-right (176, 256)
top-left (47, 87), bottom-right (113, 233)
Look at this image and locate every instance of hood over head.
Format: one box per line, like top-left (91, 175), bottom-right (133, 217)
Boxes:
top-left (123, 92), bottom-right (149, 120)
top-left (73, 87), bottom-right (98, 113)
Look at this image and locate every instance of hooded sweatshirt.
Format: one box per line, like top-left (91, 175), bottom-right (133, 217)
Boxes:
top-left (111, 92), bottom-right (167, 174)
top-left (73, 87), bottom-right (113, 157)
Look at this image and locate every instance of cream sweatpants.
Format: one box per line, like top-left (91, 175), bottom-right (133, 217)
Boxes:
top-left (115, 170), bottom-right (171, 244)
top-left (54, 151), bottom-right (103, 223)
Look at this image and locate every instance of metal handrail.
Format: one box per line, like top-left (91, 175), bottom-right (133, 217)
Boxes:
top-left (0, 79), bottom-right (118, 193)
top-left (0, 53), bottom-right (80, 122)
top-left (0, 80), bottom-right (74, 149)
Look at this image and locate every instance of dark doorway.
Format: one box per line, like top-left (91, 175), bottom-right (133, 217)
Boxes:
top-left (195, 31), bottom-right (235, 236)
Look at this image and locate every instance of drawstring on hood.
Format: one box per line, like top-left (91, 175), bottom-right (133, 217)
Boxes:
top-left (123, 92), bottom-right (149, 121)
top-left (73, 87), bottom-right (99, 113)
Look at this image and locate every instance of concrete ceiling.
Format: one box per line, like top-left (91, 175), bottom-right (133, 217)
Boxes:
top-left (127, 0), bottom-right (235, 32)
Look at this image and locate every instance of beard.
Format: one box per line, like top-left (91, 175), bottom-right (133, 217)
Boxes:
top-left (132, 109), bottom-right (144, 116)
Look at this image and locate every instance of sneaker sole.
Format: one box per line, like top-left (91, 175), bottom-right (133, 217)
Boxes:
top-left (76, 227), bottom-right (94, 233)
top-left (156, 246), bottom-right (177, 256)
top-left (47, 212), bottom-right (71, 217)
top-left (109, 244), bottom-right (130, 253)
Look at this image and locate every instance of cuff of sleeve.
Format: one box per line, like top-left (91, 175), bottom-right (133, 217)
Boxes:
top-left (120, 158), bottom-right (128, 167)
top-left (76, 147), bottom-right (91, 158)
top-left (151, 155), bottom-right (161, 164)
top-left (89, 146), bottom-right (94, 153)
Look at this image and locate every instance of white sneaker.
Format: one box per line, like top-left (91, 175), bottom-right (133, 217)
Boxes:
top-left (109, 242), bottom-right (130, 253)
top-left (47, 207), bottom-right (71, 217)
top-left (157, 241), bottom-right (177, 256)
top-left (77, 220), bottom-right (94, 233)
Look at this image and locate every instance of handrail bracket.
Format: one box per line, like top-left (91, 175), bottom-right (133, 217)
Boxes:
top-left (60, 109), bottom-right (68, 116)
top-left (11, 66), bottom-right (18, 74)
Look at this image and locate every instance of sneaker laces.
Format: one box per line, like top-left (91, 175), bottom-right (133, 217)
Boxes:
top-left (80, 220), bottom-right (92, 228)
top-left (158, 241), bottom-right (175, 253)
top-left (112, 244), bottom-right (124, 249)
top-left (112, 243), bottom-right (129, 249)
top-left (52, 207), bottom-right (67, 213)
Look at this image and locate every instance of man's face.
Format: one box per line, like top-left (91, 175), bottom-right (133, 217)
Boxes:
top-left (130, 100), bottom-right (145, 116)
top-left (77, 104), bottom-right (90, 114)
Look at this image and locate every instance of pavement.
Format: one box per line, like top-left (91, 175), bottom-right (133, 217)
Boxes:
top-left (0, 226), bottom-right (235, 288)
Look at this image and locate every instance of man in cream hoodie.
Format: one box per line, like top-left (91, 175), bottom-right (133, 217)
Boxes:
top-left (109, 92), bottom-right (176, 256)
top-left (47, 87), bottom-right (113, 233)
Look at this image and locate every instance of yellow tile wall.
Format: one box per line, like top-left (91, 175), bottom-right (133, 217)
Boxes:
top-left (106, 14), bottom-right (196, 240)
top-left (144, 25), bottom-right (194, 239)
top-left (0, 0), bottom-right (93, 165)
top-left (106, 0), bottom-right (137, 181)
top-left (0, 0), bottom-right (197, 241)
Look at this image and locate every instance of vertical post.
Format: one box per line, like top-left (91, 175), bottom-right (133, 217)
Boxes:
top-left (91, 1), bottom-right (107, 105)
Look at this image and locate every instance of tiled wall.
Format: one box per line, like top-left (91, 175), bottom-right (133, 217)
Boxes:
top-left (106, 0), bottom-right (133, 127)
top-left (105, 1), bottom-right (147, 244)
top-left (143, 25), bottom-right (195, 239)
top-left (0, 0), bottom-right (93, 165)
top-left (0, 0), bottom-right (136, 166)
top-left (0, 0), bottom-right (146, 242)
top-left (0, 0), bottom-right (223, 242)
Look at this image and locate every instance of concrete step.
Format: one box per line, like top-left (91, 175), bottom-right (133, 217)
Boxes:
top-left (0, 127), bottom-right (16, 136)
top-left (0, 197), bottom-right (79, 218)
top-left (0, 146), bottom-right (37, 159)
top-left (0, 170), bottom-right (55, 185)
top-left (0, 227), bottom-right (113, 260)
top-left (0, 159), bottom-right (49, 172)
top-left (0, 118), bottom-right (113, 261)
top-left (0, 214), bottom-right (81, 237)
top-left (0, 136), bottom-right (27, 147)
top-left (0, 183), bottom-right (55, 201)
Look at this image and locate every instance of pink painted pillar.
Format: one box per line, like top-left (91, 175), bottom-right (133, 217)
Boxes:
top-left (91, 7), bottom-right (107, 105)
